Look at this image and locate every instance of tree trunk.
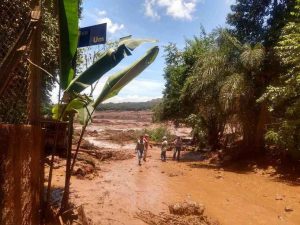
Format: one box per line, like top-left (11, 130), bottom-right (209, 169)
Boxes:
top-left (242, 103), bottom-right (269, 153)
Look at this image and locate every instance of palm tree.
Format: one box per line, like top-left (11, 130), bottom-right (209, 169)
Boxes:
top-left (219, 30), bottom-right (266, 149)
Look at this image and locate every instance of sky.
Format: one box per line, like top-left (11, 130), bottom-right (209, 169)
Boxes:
top-left (52, 0), bottom-right (234, 103)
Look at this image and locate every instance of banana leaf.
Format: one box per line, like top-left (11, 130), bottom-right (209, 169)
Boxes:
top-left (58, 0), bottom-right (79, 90)
top-left (65, 38), bottom-right (158, 93)
top-left (78, 102), bottom-right (94, 125)
top-left (93, 46), bottom-right (159, 107)
top-left (52, 96), bottom-right (92, 120)
top-left (118, 38), bottom-right (158, 51)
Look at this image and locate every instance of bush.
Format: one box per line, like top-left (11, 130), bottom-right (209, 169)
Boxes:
top-left (136, 126), bottom-right (174, 142)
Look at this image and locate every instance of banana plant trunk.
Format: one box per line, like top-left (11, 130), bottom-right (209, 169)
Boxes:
top-left (60, 115), bottom-right (74, 213)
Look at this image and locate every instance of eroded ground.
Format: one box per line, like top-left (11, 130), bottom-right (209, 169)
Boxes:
top-left (46, 110), bottom-right (300, 225)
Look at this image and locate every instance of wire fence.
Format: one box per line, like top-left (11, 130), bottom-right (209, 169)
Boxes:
top-left (0, 0), bottom-right (35, 124)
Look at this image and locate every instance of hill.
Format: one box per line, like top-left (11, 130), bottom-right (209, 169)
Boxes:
top-left (96, 98), bottom-right (161, 111)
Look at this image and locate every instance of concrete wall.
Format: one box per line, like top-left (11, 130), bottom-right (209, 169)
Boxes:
top-left (0, 125), bottom-right (43, 225)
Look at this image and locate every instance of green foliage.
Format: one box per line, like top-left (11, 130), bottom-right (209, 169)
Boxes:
top-left (75, 41), bottom-right (118, 75)
top-left (138, 126), bottom-right (173, 142)
top-left (58, 0), bottom-right (79, 90)
top-left (240, 43), bottom-right (265, 70)
top-left (259, 0), bottom-right (300, 158)
top-left (152, 102), bottom-right (164, 122)
top-left (52, 95), bottom-right (93, 120)
top-left (155, 0), bottom-right (297, 157)
top-left (227, 0), bottom-right (293, 45)
top-left (41, 0), bottom-right (59, 111)
top-left (157, 27), bottom-right (268, 149)
top-left (185, 114), bottom-right (207, 147)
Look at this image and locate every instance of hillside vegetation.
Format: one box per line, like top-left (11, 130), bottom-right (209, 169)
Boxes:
top-left (97, 98), bottom-right (161, 111)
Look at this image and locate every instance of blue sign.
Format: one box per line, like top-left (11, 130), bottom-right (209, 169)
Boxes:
top-left (78, 23), bottom-right (107, 48)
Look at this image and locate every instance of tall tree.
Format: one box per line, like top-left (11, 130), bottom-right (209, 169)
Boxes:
top-left (259, 0), bottom-right (300, 158)
top-left (227, 0), bottom-right (271, 44)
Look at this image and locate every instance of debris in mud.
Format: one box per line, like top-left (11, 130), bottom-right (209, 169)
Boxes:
top-left (168, 172), bottom-right (183, 177)
top-left (285, 206), bottom-right (293, 212)
top-left (80, 139), bottom-right (100, 150)
top-left (169, 201), bottom-right (205, 216)
top-left (87, 130), bottom-right (99, 137)
top-left (100, 129), bottom-right (136, 144)
top-left (94, 150), bottom-right (135, 161)
top-left (78, 205), bottom-right (94, 225)
top-left (215, 174), bottom-right (223, 179)
top-left (275, 194), bottom-right (284, 200)
top-left (136, 209), bottom-right (215, 225)
top-left (72, 154), bottom-right (97, 179)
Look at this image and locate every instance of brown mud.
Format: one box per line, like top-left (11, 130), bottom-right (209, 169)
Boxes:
top-left (47, 111), bottom-right (300, 225)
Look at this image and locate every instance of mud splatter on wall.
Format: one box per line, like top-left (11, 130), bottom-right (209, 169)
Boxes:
top-left (0, 125), bottom-right (43, 225)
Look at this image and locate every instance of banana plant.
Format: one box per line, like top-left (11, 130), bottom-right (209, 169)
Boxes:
top-left (49, 0), bottom-right (159, 213)
top-left (77, 45), bottom-right (159, 124)
top-left (53, 38), bottom-right (158, 120)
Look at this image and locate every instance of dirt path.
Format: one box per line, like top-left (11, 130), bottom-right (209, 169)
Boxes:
top-left (67, 147), bottom-right (300, 225)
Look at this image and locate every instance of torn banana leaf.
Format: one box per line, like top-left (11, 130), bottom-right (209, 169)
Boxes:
top-left (65, 38), bottom-right (158, 93)
top-left (93, 46), bottom-right (159, 107)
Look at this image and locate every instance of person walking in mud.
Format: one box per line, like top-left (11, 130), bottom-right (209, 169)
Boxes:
top-left (173, 136), bottom-right (182, 161)
top-left (143, 134), bottom-right (152, 162)
top-left (135, 135), bottom-right (145, 166)
top-left (161, 136), bottom-right (168, 162)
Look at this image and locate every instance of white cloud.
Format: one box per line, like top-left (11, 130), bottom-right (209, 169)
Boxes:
top-left (144, 0), bottom-right (198, 20)
top-left (85, 9), bottom-right (125, 34)
top-left (118, 79), bottom-right (164, 95)
top-left (97, 17), bottom-right (125, 34)
top-left (144, 0), bottom-right (161, 20)
top-left (97, 10), bottom-right (107, 16)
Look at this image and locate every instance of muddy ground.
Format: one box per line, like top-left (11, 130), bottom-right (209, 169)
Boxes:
top-left (46, 110), bottom-right (300, 225)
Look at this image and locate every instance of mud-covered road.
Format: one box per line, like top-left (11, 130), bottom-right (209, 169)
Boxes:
top-left (48, 111), bottom-right (300, 225)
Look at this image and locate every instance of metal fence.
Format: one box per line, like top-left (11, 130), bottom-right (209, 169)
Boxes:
top-left (0, 0), bottom-right (38, 124)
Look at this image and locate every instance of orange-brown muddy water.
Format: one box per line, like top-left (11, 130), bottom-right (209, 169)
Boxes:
top-left (48, 110), bottom-right (300, 225)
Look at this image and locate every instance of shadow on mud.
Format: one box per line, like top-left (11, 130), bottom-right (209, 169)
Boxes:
top-left (182, 151), bottom-right (300, 186)
top-left (177, 151), bottom-right (207, 162)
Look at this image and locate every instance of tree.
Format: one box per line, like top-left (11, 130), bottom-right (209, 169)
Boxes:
top-left (180, 30), bottom-right (265, 149)
top-left (41, 0), bottom-right (59, 113)
top-left (227, 0), bottom-right (294, 46)
top-left (227, 0), bottom-right (271, 44)
top-left (160, 43), bottom-right (186, 120)
top-left (259, 0), bottom-right (300, 159)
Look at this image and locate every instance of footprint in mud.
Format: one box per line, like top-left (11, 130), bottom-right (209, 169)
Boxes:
top-left (98, 191), bottom-right (110, 206)
top-left (103, 179), bottom-right (112, 183)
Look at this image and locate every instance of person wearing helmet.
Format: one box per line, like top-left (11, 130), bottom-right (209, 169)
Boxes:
top-left (135, 135), bottom-right (145, 166)
top-left (161, 136), bottom-right (168, 161)
top-left (143, 133), bottom-right (152, 162)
